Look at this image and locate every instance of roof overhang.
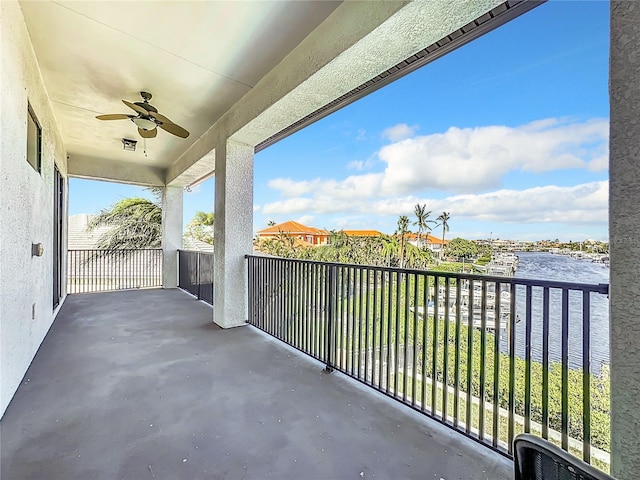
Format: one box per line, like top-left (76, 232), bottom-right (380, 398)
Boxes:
top-left (19, 0), bottom-right (543, 187)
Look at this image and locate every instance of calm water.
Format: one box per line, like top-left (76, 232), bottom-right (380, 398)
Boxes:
top-left (505, 252), bottom-right (610, 373)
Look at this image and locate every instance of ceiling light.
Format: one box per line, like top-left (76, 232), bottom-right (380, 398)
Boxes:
top-left (132, 117), bottom-right (157, 130)
top-left (122, 138), bottom-right (137, 151)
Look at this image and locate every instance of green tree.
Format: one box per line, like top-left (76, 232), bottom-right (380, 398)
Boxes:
top-left (396, 215), bottom-right (411, 268)
top-left (381, 235), bottom-right (399, 267)
top-left (267, 220), bottom-right (276, 226)
top-left (413, 203), bottom-right (434, 250)
top-left (185, 211), bottom-right (214, 244)
top-left (88, 194), bottom-right (162, 251)
top-left (436, 211), bottom-right (450, 259)
top-left (443, 237), bottom-right (478, 261)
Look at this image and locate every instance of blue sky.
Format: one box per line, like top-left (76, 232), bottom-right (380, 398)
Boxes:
top-left (70, 0), bottom-right (609, 242)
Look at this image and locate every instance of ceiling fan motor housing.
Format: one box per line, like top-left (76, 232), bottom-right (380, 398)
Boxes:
top-left (96, 91), bottom-right (190, 139)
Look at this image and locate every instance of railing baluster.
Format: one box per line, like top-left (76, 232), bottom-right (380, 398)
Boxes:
top-left (403, 272), bottom-right (410, 402)
top-left (422, 274), bottom-right (429, 412)
top-left (453, 279), bottom-right (461, 428)
top-left (412, 273), bottom-right (419, 407)
top-left (432, 275), bottom-right (440, 414)
top-left (583, 291), bottom-right (591, 463)
top-left (394, 271), bottom-right (401, 397)
top-left (364, 268), bottom-right (371, 383)
top-left (359, 267), bottom-right (365, 380)
top-left (479, 280), bottom-right (487, 440)
top-left (345, 267), bottom-right (356, 377)
top-left (561, 288), bottom-right (570, 451)
top-left (466, 279), bottom-right (474, 434)
top-left (542, 287), bottom-right (550, 440)
top-left (524, 284), bottom-right (533, 433)
top-left (442, 276), bottom-right (450, 421)
top-left (373, 271), bottom-right (385, 389)
top-left (386, 271), bottom-right (393, 395)
top-left (492, 281), bottom-right (501, 448)
top-left (508, 282), bottom-right (517, 454)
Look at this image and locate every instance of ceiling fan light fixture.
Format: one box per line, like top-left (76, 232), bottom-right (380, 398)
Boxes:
top-left (132, 117), bottom-right (157, 130)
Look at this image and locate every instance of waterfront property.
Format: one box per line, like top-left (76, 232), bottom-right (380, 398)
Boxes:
top-left (2, 1), bottom-right (640, 479)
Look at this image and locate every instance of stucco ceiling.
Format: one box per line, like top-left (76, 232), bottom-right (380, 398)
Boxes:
top-left (19, 0), bottom-right (341, 171)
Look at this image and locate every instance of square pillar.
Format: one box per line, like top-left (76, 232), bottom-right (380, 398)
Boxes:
top-left (610, 2), bottom-right (640, 478)
top-left (162, 186), bottom-right (183, 288)
top-left (213, 139), bottom-right (253, 328)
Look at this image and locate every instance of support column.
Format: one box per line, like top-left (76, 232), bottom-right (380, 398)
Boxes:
top-left (610, 3), bottom-right (640, 478)
top-left (162, 186), bottom-right (183, 288)
top-left (213, 139), bottom-right (253, 328)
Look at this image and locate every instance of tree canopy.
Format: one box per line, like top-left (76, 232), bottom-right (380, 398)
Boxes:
top-left (185, 211), bottom-right (214, 244)
top-left (443, 237), bottom-right (478, 260)
top-left (89, 196), bottom-right (162, 251)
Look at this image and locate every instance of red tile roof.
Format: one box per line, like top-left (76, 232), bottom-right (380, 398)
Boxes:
top-left (404, 232), bottom-right (448, 245)
top-left (257, 221), bottom-right (329, 236)
top-left (342, 230), bottom-right (383, 237)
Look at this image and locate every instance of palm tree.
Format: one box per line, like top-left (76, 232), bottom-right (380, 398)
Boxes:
top-left (413, 203), bottom-right (435, 250)
top-left (88, 194), bottom-right (162, 251)
top-left (436, 211), bottom-right (451, 259)
top-left (381, 235), bottom-right (399, 267)
top-left (267, 220), bottom-right (276, 226)
top-left (396, 215), bottom-right (410, 268)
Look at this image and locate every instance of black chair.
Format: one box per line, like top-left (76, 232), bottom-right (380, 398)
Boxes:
top-left (513, 433), bottom-right (616, 480)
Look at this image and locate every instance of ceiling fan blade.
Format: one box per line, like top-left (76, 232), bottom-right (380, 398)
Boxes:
top-left (159, 121), bottom-right (190, 139)
top-left (151, 112), bottom-right (172, 124)
top-left (138, 127), bottom-right (157, 138)
top-left (123, 100), bottom-right (148, 116)
top-left (96, 114), bottom-right (132, 120)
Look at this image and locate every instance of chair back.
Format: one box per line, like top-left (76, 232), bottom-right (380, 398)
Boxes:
top-left (513, 434), bottom-right (615, 480)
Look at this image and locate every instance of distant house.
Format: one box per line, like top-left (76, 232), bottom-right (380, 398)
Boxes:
top-left (256, 221), bottom-right (330, 246)
top-left (342, 230), bottom-right (384, 237)
top-left (182, 236), bottom-right (214, 253)
top-left (405, 232), bottom-right (448, 253)
top-left (68, 214), bottom-right (113, 250)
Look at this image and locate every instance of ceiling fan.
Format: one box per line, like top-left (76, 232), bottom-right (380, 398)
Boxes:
top-left (96, 91), bottom-right (189, 139)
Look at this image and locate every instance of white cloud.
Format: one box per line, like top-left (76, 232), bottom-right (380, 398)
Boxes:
top-left (356, 128), bottom-right (367, 141)
top-left (587, 155), bottom-right (608, 172)
top-left (268, 118), bottom-right (608, 200)
top-left (253, 205), bottom-right (261, 212)
top-left (427, 181), bottom-right (608, 224)
top-left (347, 154), bottom-right (377, 171)
top-left (297, 215), bottom-right (315, 226)
top-left (377, 117), bottom-right (608, 194)
top-left (382, 123), bottom-right (419, 142)
top-left (262, 181), bottom-right (608, 226)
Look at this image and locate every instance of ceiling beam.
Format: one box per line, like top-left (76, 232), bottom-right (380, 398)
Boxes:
top-left (68, 155), bottom-right (165, 187)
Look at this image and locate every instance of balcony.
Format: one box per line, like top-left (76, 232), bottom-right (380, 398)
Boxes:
top-left (1, 288), bottom-right (511, 479)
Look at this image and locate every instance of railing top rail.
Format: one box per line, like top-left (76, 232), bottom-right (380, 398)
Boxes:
top-left (245, 254), bottom-right (609, 294)
top-left (68, 248), bottom-right (162, 252)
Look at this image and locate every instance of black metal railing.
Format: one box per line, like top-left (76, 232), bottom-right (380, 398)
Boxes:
top-left (67, 249), bottom-right (163, 294)
top-left (178, 250), bottom-right (213, 305)
top-left (246, 255), bottom-right (610, 468)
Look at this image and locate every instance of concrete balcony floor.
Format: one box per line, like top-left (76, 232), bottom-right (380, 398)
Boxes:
top-left (1, 289), bottom-right (512, 480)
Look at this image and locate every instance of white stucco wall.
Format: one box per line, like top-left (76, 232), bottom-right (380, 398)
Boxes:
top-left (0, 1), bottom-right (68, 417)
